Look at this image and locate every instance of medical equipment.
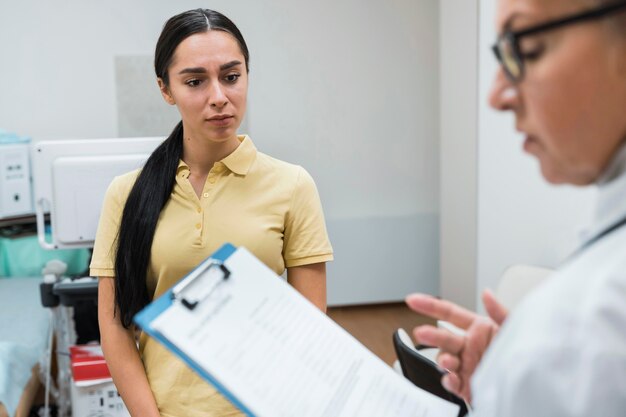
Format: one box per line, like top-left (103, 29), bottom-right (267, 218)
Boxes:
top-left (40, 270), bottom-right (100, 417)
top-left (31, 137), bottom-right (163, 250)
top-left (0, 143), bottom-right (33, 219)
top-left (32, 137), bottom-right (163, 417)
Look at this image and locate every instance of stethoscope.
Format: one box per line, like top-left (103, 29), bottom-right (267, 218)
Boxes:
top-left (568, 215), bottom-right (626, 261)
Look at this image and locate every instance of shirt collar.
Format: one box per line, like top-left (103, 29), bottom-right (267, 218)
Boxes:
top-left (221, 135), bottom-right (257, 175)
top-left (176, 160), bottom-right (190, 177)
top-left (175, 135), bottom-right (257, 177)
top-left (588, 142), bottom-right (626, 239)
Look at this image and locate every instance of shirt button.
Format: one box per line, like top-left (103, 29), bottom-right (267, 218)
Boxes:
top-left (209, 178), bottom-right (216, 184)
top-left (197, 207), bottom-right (202, 213)
top-left (195, 223), bottom-right (201, 229)
top-left (203, 192), bottom-right (209, 198)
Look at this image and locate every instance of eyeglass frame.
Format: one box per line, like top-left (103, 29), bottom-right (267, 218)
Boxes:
top-left (492, 0), bottom-right (626, 83)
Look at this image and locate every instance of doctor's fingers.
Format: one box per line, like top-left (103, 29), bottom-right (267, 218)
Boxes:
top-left (437, 352), bottom-right (460, 373)
top-left (406, 293), bottom-right (477, 330)
top-left (441, 372), bottom-right (469, 403)
top-left (413, 325), bottom-right (465, 355)
top-left (463, 317), bottom-right (499, 367)
top-left (482, 289), bottom-right (508, 325)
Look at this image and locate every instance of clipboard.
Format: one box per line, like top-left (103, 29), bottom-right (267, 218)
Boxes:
top-left (134, 243), bottom-right (460, 417)
top-left (134, 243), bottom-right (253, 414)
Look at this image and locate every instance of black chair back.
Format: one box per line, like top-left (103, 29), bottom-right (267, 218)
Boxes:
top-left (393, 329), bottom-right (469, 417)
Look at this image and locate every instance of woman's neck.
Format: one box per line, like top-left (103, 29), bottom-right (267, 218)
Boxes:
top-left (596, 140), bottom-right (626, 186)
top-left (181, 131), bottom-right (241, 176)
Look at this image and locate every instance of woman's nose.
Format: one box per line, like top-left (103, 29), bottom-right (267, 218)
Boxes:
top-left (209, 82), bottom-right (228, 108)
top-left (489, 67), bottom-right (519, 111)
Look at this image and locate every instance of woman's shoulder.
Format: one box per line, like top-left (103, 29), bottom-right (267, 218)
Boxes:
top-left (106, 168), bottom-right (142, 199)
top-left (255, 151), bottom-right (309, 178)
top-left (254, 153), bottom-right (321, 205)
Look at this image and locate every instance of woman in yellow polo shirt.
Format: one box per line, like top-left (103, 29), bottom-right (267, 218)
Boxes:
top-left (90, 9), bottom-right (333, 417)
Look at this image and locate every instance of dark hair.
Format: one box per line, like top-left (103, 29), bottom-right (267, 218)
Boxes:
top-left (155, 9), bottom-right (250, 86)
top-left (114, 9), bottom-right (250, 328)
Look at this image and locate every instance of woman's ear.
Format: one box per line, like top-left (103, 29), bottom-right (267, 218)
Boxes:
top-left (157, 78), bottom-right (176, 105)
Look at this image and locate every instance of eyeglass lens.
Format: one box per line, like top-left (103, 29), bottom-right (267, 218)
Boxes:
top-left (498, 36), bottom-right (523, 81)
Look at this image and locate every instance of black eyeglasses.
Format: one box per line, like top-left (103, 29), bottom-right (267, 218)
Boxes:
top-left (492, 1), bottom-right (626, 82)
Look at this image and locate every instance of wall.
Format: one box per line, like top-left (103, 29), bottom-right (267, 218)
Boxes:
top-left (476, 0), bottom-right (596, 309)
top-left (0, 0), bottom-right (441, 305)
top-left (439, 0), bottom-right (479, 310)
top-left (438, 0), bottom-right (597, 311)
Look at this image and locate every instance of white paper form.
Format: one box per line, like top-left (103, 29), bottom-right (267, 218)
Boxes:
top-left (150, 247), bottom-right (459, 417)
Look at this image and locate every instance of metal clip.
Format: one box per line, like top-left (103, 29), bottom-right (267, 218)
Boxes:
top-left (171, 260), bottom-right (230, 310)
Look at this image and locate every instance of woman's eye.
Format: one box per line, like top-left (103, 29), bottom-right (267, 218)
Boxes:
top-left (185, 79), bottom-right (202, 87)
top-left (519, 45), bottom-right (545, 62)
top-left (224, 73), bottom-right (241, 83)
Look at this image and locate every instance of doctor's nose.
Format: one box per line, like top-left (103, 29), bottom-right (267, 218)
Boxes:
top-left (489, 68), bottom-right (519, 112)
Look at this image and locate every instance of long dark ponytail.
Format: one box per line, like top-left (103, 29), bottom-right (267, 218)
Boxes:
top-left (114, 9), bottom-right (250, 328)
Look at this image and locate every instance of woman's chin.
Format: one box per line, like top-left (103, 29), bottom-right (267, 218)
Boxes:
top-left (538, 163), bottom-right (596, 186)
top-left (204, 131), bottom-right (239, 144)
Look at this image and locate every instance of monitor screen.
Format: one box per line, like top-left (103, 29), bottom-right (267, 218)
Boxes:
top-left (31, 137), bottom-right (163, 250)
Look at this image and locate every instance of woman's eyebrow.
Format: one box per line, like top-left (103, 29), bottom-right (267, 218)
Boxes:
top-left (178, 67), bottom-right (206, 75)
top-left (177, 61), bottom-right (242, 75)
top-left (502, 13), bottom-right (520, 31)
top-left (220, 60), bottom-right (242, 71)
top-left (502, 12), bottom-right (523, 32)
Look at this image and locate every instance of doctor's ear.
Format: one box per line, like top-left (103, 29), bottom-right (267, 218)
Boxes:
top-left (157, 78), bottom-right (176, 105)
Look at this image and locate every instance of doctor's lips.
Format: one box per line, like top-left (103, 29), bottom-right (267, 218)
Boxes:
top-left (523, 135), bottom-right (540, 152)
top-left (206, 114), bottom-right (234, 126)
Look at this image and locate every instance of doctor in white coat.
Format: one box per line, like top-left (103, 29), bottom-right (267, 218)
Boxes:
top-left (407, 0), bottom-right (626, 416)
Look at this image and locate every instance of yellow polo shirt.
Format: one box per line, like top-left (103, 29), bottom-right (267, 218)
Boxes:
top-left (90, 135), bottom-right (333, 417)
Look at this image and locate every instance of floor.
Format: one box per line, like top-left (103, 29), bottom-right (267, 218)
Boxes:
top-left (327, 302), bottom-right (435, 365)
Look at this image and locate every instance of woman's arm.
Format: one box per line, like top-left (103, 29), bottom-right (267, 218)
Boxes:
top-left (287, 262), bottom-right (327, 312)
top-left (98, 277), bottom-right (161, 417)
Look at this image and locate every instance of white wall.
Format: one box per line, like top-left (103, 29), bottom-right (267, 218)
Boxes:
top-left (0, 0), bottom-right (441, 305)
top-left (438, 0), bottom-right (597, 311)
top-left (476, 0), bottom-right (596, 309)
top-left (244, 1), bottom-right (441, 304)
top-left (439, 0), bottom-right (479, 310)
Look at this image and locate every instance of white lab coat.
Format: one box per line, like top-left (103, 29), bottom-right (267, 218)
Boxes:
top-left (471, 146), bottom-right (626, 417)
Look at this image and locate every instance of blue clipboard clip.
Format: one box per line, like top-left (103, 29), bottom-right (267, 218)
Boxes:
top-left (171, 260), bottom-right (231, 311)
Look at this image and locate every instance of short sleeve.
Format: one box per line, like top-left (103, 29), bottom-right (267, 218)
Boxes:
top-left (89, 173), bottom-right (135, 278)
top-left (283, 167), bottom-right (333, 268)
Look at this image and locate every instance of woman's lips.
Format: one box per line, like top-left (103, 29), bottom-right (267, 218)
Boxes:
top-left (523, 135), bottom-right (538, 153)
top-left (206, 115), bottom-right (234, 127)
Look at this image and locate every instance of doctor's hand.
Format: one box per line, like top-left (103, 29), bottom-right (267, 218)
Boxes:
top-left (405, 290), bottom-right (507, 404)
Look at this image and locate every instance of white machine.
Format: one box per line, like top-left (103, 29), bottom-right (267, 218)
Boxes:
top-left (0, 143), bottom-right (33, 218)
top-left (31, 137), bottom-right (163, 250)
top-left (31, 137), bottom-right (163, 417)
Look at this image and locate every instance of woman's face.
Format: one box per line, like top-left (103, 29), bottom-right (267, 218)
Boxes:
top-left (490, 0), bottom-right (626, 185)
top-left (158, 30), bottom-right (247, 145)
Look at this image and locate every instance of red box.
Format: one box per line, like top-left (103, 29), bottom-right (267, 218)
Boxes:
top-left (69, 345), bottom-right (130, 417)
top-left (69, 345), bottom-right (112, 386)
